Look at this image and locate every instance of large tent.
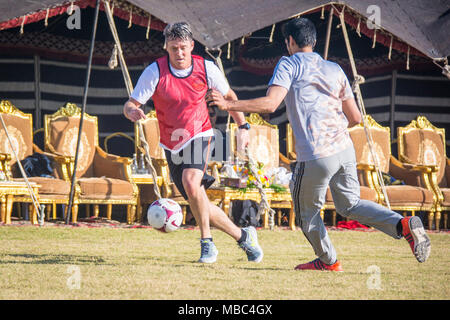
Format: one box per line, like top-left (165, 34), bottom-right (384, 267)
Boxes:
top-left (1, 0), bottom-right (449, 59)
top-left (0, 0), bottom-right (450, 141)
top-left (1, 0), bottom-right (449, 222)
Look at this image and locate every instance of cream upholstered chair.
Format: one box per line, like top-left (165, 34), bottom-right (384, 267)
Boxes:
top-left (44, 103), bottom-right (138, 224)
top-left (398, 116), bottom-right (448, 230)
top-left (207, 113), bottom-right (293, 229)
top-left (134, 110), bottom-right (189, 224)
top-left (0, 100), bottom-right (75, 223)
top-left (349, 115), bottom-right (435, 228)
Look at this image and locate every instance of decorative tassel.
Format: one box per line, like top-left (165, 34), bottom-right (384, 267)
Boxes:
top-left (128, 7), bottom-right (133, 29)
top-left (372, 29), bottom-right (377, 49)
top-left (356, 17), bottom-right (361, 37)
top-left (269, 24), bottom-right (275, 43)
top-left (320, 6), bottom-right (325, 19)
top-left (44, 8), bottom-right (49, 27)
top-left (227, 41), bottom-right (231, 59)
top-left (241, 36), bottom-right (245, 45)
top-left (406, 45), bottom-right (410, 70)
top-left (20, 16), bottom-right (26, 34)
top-left (108, 44), bottom-right (118, 69)
top-left (146, 15), bottom-right (151, 39)
top-left (388, 35), bottom-right (393, 60)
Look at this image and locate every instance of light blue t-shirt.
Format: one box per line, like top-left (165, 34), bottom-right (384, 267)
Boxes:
top-left (269, 52), bottom-right (355, 161)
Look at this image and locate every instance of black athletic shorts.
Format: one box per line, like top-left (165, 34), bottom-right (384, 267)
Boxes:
top-left (164, 136), bottom-right (215, 200)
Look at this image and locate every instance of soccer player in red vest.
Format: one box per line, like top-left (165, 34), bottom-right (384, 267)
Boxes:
top-left (123, 22), bottom-right (263, 264)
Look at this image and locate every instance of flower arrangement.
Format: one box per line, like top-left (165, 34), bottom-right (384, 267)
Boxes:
top-left (222, 160), bottom-right (287, 192)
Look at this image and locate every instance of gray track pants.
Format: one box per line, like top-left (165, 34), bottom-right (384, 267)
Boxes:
top-left (289, 146), bottom-right (403, 265)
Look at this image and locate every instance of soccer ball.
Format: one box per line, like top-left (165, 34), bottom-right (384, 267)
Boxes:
top-left (147, 198), bottom-right (183, 233)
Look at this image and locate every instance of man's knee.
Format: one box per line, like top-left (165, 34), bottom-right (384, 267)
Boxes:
top-left (182, 169), bottom-right (203, 199)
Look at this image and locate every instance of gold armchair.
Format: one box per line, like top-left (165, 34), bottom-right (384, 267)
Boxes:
top-left (135, 110), bottom-right (189, 224)
top-left (44, 103), bottom-right (138, 224)
top-left (0, 100), bottom-right (75, 223)
top-left (350, 115), bottom-right (435, 228)
top-left (398, 116), bottom-right (447, 230)
top-left (208, 113), bottom-right (293, 229)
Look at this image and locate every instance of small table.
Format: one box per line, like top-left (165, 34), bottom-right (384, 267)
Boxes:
top-left (206, 186), bottom-right (275, 229)
top-left (0, 181), bottom-right (40, 224)
top-left (132, 174), bottom-right (164, 223)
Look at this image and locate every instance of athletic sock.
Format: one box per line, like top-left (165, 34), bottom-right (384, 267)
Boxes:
top-left (237, 228), bottom-right (247, 244)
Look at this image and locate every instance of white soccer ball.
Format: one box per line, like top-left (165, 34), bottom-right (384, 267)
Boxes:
top-left (147, 198), bottom-right (183, 233)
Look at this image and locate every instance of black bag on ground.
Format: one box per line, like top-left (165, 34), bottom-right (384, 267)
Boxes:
top-left (19, 153), bottom-right (54, 178)
top-left (231, 200), bottom-right (261, 227)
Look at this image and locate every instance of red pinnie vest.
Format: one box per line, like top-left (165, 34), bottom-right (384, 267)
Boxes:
top-left (152, 55), bottom-right (212, 151)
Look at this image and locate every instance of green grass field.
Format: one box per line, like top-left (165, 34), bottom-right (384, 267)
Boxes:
top-left (0, 223), bottom-right (449, 300)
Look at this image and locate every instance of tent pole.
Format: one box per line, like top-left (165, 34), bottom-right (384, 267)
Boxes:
top-left (336, 4), bottom-right (391, 210)
top-left (390, 69), bottom-right (397, 141)
top-left (66, 0), bottom-right (101, 224)
top-left (323, 6), bottom-right (334, 60)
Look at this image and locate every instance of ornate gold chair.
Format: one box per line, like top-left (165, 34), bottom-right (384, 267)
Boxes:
top-left (0, 100), bottom-right (74, 223)
top-left (208, 113), bottom-right (293, 229)
top-left (349, 115), bottom-right (435, 228)
top-left (398, 116), bottom-right (448, 230)
top-left (44, 103), bottom-right (138, 224)
top-left (135, 110), bottom-right (189, 224)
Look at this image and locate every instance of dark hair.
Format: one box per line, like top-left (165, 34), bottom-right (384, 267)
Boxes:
top-left (281, 17), bottom-right (316, 49)
top-left (163, 22), bottom-right (193, 42)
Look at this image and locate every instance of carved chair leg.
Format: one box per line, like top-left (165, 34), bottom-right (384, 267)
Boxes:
top-left (182, 205), bottom-right (187, 225)
top-left (52, 202), bottom-right (57, 220)
top-left (0, 196), bottom-right (6, 223)
top-left (86, 204), bottom-right (90, 217)
top-left (71, 204), bottom-right (79, 224)
top-left (29, 203), bottom-right (38, 225)
top-left (435, 211), bottom-right (441, 232)
top-left (5, 195), bottom-right (13, 224)
top-left (277, 209), bottom-right (282, 226)
top-left (127, 205), bottom-right (136, 224)
top-left (428, 211), bottom-right (435, 230)
top-left (93, 205), bottom-right (99, 218)
top-left (444, 212), bottom-right (448, 230)
top-left (106, 204), bottom-right (112, 220)
top-left (332, 210), bottom-right (337, 226)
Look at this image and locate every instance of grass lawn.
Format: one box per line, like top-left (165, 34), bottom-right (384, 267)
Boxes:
top-left (0, 223), bottom-right (449, 300)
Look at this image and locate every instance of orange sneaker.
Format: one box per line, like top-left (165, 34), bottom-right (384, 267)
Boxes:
top-left (401, 216), bottom-right (431, 263)
top-left (294, 258), bottom-right (343, 272)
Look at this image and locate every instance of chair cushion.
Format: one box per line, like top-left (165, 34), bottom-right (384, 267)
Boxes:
top-left (385, 185), bottom-right (434, 207)
top-left (77, 177), bottom-right (134, 200)
top-left (14, 177), bottom-right (71, 195)
top-left (440, 187), bottom-right (450, 207)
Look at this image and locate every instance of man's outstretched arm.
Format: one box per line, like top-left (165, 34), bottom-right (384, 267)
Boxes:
top-left (206, 85), bottom-right (288, 114)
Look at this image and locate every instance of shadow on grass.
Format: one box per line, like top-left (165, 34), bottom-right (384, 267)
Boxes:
top-left (0, 253), bottom-right (110, 265)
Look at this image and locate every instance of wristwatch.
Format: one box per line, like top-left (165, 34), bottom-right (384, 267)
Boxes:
top-left (238, 123), bottom-right (251, 130)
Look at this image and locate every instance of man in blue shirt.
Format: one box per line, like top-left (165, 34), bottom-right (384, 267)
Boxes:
top-left (206, 18), bottom-right (430, 271)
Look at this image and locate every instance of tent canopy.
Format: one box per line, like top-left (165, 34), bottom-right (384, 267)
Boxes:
top-left (1, 0), bottom-right (449, 59)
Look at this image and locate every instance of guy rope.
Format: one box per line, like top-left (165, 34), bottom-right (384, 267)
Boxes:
top-left (205, 48), bottom-right (276, 230)
top-left (333, 4), bottom-right (391, 209)
top-left (103, 0), bottom-right (162, 200)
